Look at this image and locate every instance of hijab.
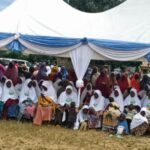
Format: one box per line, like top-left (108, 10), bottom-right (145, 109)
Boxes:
top-left (80, 83), bottom-right (93, 105)
top-left (130, 107), bottom-right (148, 130)
top-left (111, 86), bottom-right (124, 112)
top-left (1, 79), bottom-right (18, 102)
top-left (15, 78), bottom-right (24, 98)
top-left (41, 80), bottom-right (57, 103)
top-left (19, 79), bottom-right (38, 103)
top-left (89, 90), bottom-right (105, 112)
top-left (124, 88), bottom-right (141, 107)
top-left (58, 85), bottom-right (78, 106)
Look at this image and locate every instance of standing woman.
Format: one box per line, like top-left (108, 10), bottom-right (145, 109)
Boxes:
top-left (34, 80), bottom-right (57, 125)
top-left (2, 79), bottom-right (19, 119)
top-left (88, 90), bottom-right (105, 129)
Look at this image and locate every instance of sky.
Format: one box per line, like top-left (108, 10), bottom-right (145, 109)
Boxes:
top-left (0, 0), bottom-right (15, 11)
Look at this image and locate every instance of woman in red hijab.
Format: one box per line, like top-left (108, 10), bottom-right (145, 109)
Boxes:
top-left (130, 73), bottom-right (140, 93)
top-left (5, 62), bottom-right (18, 86)
top-left (95, 68), bottom-right (110, 98)
top-left (117, 73), bottom-right (129, 94)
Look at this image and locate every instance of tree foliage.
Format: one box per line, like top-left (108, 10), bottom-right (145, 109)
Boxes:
top-left (64, 0), bottom-right (126, 12)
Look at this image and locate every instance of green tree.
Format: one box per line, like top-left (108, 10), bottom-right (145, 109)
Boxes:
top-left (64, 0), bottom-right (125, 12)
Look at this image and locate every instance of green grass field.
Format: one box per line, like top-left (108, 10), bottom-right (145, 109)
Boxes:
top-left (0, 120), bottom-right (150, 150)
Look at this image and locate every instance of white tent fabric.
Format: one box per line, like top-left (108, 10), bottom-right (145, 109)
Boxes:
top-left (0, 0), bottom-right (150, 43)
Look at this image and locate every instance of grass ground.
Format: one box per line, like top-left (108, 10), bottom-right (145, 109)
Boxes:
top-left (0, 120), bottom-right (150, 150)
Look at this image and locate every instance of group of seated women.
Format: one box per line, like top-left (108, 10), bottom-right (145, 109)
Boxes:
top-left (0, 73), bottom-right (150, 137)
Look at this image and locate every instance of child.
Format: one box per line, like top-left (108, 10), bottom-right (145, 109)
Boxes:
top-left (125, 104), bottom-right (137, 133)
top-left (78, 105), bottom-right (89, 131)
top-left (116, 113), bottom-right (129, 138)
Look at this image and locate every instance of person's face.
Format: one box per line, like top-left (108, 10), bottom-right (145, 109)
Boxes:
top-left (1, 77), bottom-right (6, 84)
top-left (6, 81), bottom-right (11, 88)
top-left (144, 85), bottom-right (149, 92)
top-left (140, 111), bottom-right (146, 117)
top-left (94, 92), bottom-right (99, 99)
top-left (66, 88), bottom-right (72, 95)
top-left (38, 81), bottom-right (43, 89)
top-left (86, 84), bottom-right (91, 91)
top-left (18, 78), bottom-right (22, 84)
top-left (27, 81), bottom-right (32, 88)
top-left (83, 109), bottom-right (88, 114)
top-left (42, 85), bottom-right (47, 91)
top-left (130, 91), bottom-right (135, 97)
top-left (32, 81), bottom-right (36, 87)
top-left (114, 90), bottom-right (119, 97)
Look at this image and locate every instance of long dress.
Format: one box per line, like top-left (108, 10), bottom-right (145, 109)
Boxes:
top-left (34, 80), bottom-right (57, 125)
top-left (2, 79), bottom-right (19, 119)
top-left (88, 90), bottom-right (105, 129)
top-left (18, 79), bottom-right (38, 120)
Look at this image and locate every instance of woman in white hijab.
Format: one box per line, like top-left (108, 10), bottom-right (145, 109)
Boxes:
top-left (131, 107), bottom-right (148, 136)
top-left (15, 77), bottom-right (24, 98)
top-left (55, 85), bottom-right (77, 128)
top-left (2, 79), bottom-right (19, 119)
top-left (111, 86), bottom-right (124, 112)
top-left (34, 80), bottom-right (57, 126)
top-left (88, 90), bottom-right (105, 129)
top-left (80, 83), bottom-right (93, 106)
top-left (124, 88), bottom-right (141, 110)
top-left (18, 79), bottom-right (38, 121)
top-left (142, 90), bottom-right (150, 109)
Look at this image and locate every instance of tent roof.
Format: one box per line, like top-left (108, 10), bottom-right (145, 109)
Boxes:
top-left (0, 0), bottom-right (150, 43)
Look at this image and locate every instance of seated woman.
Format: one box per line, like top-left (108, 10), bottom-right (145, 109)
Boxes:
top-left (88, 90), bottom-right (105, 129)
top-left (111, 86), bottom-right (124, 112)
top-left (18, 79), bottom-right (38, 121)
top-left (102, 97), bottom-right (121, 131)
top-left (55, 85), bottom-right (77, 128)
top-left (124, 88), bottom-right (141, 112)
top-left (34, 80), bottom-right (57, 125)
top-left (2, 79), bottom-right (19, 119)
top-left (80, 83), bottom-right (93, 106)
top-left (15, 77), bottom-right (24, 98)
top-left (130, 108), bottom-right (148, 136)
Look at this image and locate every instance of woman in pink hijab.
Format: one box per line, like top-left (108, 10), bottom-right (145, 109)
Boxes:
top-left (5, 62), bottom-right (18, 86)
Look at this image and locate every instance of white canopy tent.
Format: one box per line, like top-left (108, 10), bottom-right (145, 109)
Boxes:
top-left (0, 0), bottom-right (150, 107)
top-left (0, 0), bottom-right (150, 42)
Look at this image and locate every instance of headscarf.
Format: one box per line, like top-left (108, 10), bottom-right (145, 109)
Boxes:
top-left (89, 90), bottom-right (105, 112)
top-left (15, 78), bottom-right (24, 98)
top-left (1, 79), bottom-right (18, 102)
top-left (130, 107), bottom-right (148, 130)
top-left (117, 73), bottom-right (129, 94)
top-left (80, 83), bottom-right (93, 105)
top-left (36, 64), bottom-right (47, 81)
top-left (33, 80), bottom-right (41, 97)
top-left (19, 79), bottom-right (38, 103)
top-left (111, 86), bottom-right (124, 112)
top-left (58, 85), bottom-right (78, 106)
top-left (59, 66), bottom-right (68, 81)
top-left (53, 78), bottom-right (62, 92)
top-left (131, 73), bottom-right (140, 93)
top-left (124, 88), bottom-right (141, 107)
top-left (95, 70), bottom-right (110, 98)
top-left (41, 80), bottom-right (57, 103)
top-left (5, 62), bottom-right (18, 85)
top-left (0, 64), bottom-right (6, 80)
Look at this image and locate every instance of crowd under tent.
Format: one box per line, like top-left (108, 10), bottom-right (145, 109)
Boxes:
top-left (0, 0), bottom-right (150, 106)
